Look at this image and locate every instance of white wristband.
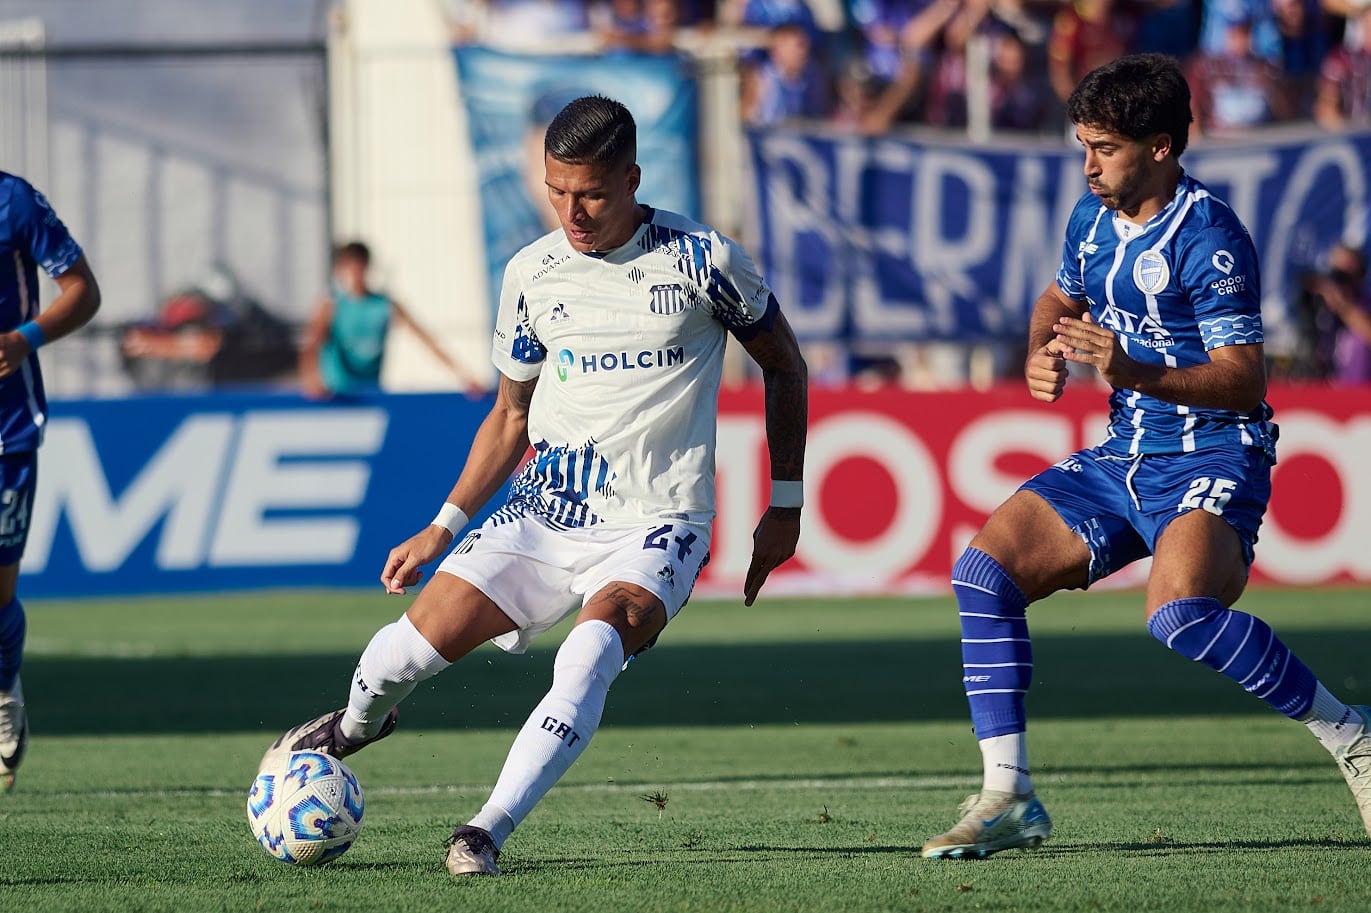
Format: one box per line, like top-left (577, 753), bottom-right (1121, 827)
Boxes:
top-left (431, 502), bottom-right (469, 536)
top-left (770, 479), bottom-right (804, 508)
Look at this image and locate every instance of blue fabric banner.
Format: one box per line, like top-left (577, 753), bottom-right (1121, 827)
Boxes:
top-left (23, 391), bottom-right (500, 597)
top-left (746, 127), bottom-right (1371, 346)
top-left (454, 46), bottom-right (700, 318)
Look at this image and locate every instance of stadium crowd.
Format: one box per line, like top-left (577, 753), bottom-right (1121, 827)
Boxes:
top-left (445, 0), bottom-right (1371, 136)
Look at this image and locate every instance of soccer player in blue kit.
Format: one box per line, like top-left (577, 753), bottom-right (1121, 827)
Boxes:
top-left (261, 95), bottom-right (808, 874)
top-left (921, 54), bottom-right (1371, 859)
top-left (0, 172), bottom-right (101, 790)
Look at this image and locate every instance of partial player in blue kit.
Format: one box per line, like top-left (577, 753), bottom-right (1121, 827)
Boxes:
top-left (921, 53), bottom-right (1371, 859)
top-left (0, 172), bottom-right (102, 791)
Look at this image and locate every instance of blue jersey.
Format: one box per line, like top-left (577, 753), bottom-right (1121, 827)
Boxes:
top-left (1054, 172), bottom-right (1276, 459)
top-left (0, 173), bottom-right (82, 453)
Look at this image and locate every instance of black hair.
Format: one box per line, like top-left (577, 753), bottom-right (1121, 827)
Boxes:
top-left (333, 241), bottom-right (370, 264)
top-left (543, 95), bottom-right (637, 169)
top-left (1066, 53), bottom-right (1192, 158)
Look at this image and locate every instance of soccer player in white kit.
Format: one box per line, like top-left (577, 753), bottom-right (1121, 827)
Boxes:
top-left (260, 95), bottom-right (809, 875)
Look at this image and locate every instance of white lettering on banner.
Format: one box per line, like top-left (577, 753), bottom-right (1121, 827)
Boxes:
top-left (210, 411), bottom-right (388, 566)
top-left (1000, 156), bottom-right (1082, 316)
top-left (758, 136), bottom-right (847, 338)
top-left (1254, 411), bottom-right (1371, 583)
top-left (799, 412), bottom-right (941, 578)
top-left (23, 408), bottom-right (387, 575)
top-left (946, 411), bottom-right (1073, 516)
top-left (27, 415), bottom-right (235, 572)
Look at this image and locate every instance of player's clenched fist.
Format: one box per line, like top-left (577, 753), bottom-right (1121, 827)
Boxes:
top-left (1025, 339), bottom-right (1070, 402)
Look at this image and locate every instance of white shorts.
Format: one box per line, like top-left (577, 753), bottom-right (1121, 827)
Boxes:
top-left (436, 514), bottom-right (712, 654)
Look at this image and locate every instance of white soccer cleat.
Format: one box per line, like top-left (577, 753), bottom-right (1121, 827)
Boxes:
top-left (445, 825), bottom-right (502, 875)
top-left (921, 789), bottom-right (1052, 859)
top-left (0, 675), bottom-right (28, 792)
top-left (1335, 705), bottom-right (1371, 838)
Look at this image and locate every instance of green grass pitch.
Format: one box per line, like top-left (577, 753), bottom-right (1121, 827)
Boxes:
top-left (6, 587), bottom-right (1371, 912)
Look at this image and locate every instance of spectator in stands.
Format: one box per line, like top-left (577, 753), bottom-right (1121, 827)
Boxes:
top-left (1047, 0), bottom-right (1141, 107)
top-left (300, 241), bottom-right (476, 399)
top-left (740, 21), bottom-right (833, 125)
top-left (990, 29), bottom-right (1054, 132)
top-left (1310, 242), bottom-right (1371, 383)
top-left (597, 0), bottom-right (682, 54)
top-left (1273, 0), bottom-right (1330, 117)
top-left (840, 0), bottom-right (959, 132)
top-left (923, 0), bottom-right (993, 128)
top-left (449, 0), bottom-right (592, 48)
top-left (1133, 0), bottom-right (1202, 58)
top-left (1315, 7), bottom-right (1371, 128)
top-left (1197, 0), bottom-right (1282, 62)
top-left (848, 0), bottom-right (939, 86)
top-left (1186, 11), bottom-right (1296, 135)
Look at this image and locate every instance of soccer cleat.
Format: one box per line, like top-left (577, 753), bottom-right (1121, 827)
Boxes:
top-left (258, 706), bottom-right (398, 773)
top-left (0, 675), bottom-right (27, 792)
top-left (445, 825), bottom-right (501, 876)
top-left (1334, 705), bottom-right (1371, 838)
top-left (921, 789), bottom-right (1052, 859)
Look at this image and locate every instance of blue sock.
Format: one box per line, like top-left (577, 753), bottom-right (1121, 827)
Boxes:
top-left (0, 598), bottom-right (24, 692)
top-left (1147, 597), bottom-right (1317, 718)
top-left (952, 548), bottom-right (1032, 739)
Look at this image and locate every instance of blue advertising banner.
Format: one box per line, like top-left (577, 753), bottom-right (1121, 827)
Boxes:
top-left (23, 391), bottom-right (500, 598)
top-left (454, 46), bottom-right (700, 318)
top-left (746, 127), bottom-right (1371, 346)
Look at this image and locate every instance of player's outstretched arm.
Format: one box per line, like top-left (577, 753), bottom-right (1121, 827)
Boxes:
top-left (738, 310), bottom-right (808, 606)
top-left (381, 373), bottom-right (536, 593)
top-left (0, 255), bottom-right (100, 379)
top-left (1025, 283), bottom-right (1085, 403)
top-left (390, 299), bottom-right (485, 393)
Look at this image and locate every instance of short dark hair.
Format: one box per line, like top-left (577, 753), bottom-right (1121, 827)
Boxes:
top-left (1066, 53), bottom-right (1192, 158)
top-left (543, 95), bottom-right (637, 169)
top-left (333, 241), bottom-right (370, 264)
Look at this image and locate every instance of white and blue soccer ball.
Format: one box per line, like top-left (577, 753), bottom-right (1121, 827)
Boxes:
top-left (247, 750), bottom-right (365, 865)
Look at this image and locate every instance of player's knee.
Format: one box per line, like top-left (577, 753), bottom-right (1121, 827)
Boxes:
top-left (553, 620), bottom-right (625, 695)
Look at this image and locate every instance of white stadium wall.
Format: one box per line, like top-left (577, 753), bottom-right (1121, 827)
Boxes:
top-left (329, 0), bottom-right (494, 391)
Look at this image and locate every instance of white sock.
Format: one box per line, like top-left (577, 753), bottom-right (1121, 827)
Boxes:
top-left (980, 732), bottom-right (1032, 796)
top-left (468, 619), bottom-right (624, 848)
top-left (1301, 683), bottom-right (1365, 752)
top-left (341, 614), bottom-right (450, 742)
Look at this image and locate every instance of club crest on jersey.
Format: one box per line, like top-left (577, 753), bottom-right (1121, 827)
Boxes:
top-left (649, 283), bottom-right (688, 315)
top-left (1212, 250), bottom-right (1235, 274)
top-left (1133, 251), bottom-right (1170, 295)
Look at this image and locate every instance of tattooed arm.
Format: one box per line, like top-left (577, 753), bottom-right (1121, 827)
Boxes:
top-left (737, 309), bottom-right (808, 605)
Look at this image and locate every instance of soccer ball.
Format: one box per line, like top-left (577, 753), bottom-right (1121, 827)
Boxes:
top-left (247, 750), bottom-right (365, 865)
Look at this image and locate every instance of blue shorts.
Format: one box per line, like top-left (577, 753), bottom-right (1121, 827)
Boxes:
top-left (0, 452), bottom-right (36, 566)
top-left (1019, 444), bottom-right (1271, 587)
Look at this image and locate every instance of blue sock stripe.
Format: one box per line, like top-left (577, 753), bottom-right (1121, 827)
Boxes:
top-left (0, 597), bottom-right (24, 692)
top-left (951, 548), bottom-right (1028, 612)
top-left (952, 548), bottom-right (1032, 739)
top-left (1148, 597), bottom-right (1317, 720)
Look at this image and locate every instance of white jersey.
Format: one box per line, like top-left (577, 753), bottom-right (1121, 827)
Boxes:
top-left (489, 205), bottom-right (777, 529)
